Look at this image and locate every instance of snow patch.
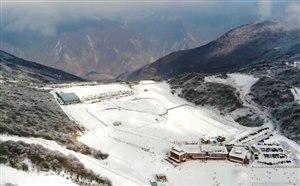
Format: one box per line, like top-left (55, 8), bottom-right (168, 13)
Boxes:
top-left (205, 73), bottom-right (259, 96)
top-left (1, 165), bottom-right (79, 186)
top-left (291, 87), bottom-right (300, 103)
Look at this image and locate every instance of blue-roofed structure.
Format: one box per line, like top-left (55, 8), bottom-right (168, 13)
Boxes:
top-left (57, 92), bottom-right (81, 105)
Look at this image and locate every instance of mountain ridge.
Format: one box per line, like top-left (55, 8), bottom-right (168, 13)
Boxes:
top-left (125, 21), bottom-right (300, 80)
top-left (0, 50), bottom-right (82, 83)
top-left (1, 17), bottom-right (206, 80)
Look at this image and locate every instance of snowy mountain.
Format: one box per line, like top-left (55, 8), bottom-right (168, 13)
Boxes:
top-left (1, 18), bottom-right (162, 80)
top-left (125, 21), bottom-right (300, 80)
top-left (1, 17), bottom-right (207, 81)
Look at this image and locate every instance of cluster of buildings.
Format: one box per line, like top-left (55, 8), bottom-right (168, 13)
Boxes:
top-left (168, 144), bottom-right (251, 165)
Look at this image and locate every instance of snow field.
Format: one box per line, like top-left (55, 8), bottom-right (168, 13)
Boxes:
top-left (204, 73), bottom-right (259, 96)
top-left (0, 135), bottom-right (142, 186)
top-left (44, 79), bottom-right (300, 185)
top-left (60, 81), bottom-right (243, 141)
top-left (1, 165), bottom-right (79, 186)
top-left (166, 161), bottom-right (299, 186)
top-left (2, 133), bottom-right (299, 186)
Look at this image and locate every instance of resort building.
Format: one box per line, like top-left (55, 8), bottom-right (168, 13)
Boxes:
top-left (168, 144), bottom-right (251, 164)
top-left (169, 147), bottom-right (187, 163)
top-left (201, 145), bottom-right (228, 160)
top-left (168, 145), bottom-right (228, 163)
top-left (228, 146), bottom-right (251, 164)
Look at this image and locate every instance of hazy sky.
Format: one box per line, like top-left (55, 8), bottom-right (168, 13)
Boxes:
top-left (1, 0), bottom-right (300, 37)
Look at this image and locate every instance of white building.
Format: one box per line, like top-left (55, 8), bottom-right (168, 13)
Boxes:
top-left (229, 146), bottom-right (251, 164)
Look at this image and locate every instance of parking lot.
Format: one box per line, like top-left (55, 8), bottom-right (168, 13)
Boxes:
top-left (255, 141), bottom-right (295, 166)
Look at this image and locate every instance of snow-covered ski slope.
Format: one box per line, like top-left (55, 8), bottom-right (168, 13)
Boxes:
top-left (59, 80), bottom-right (244, 141)
top-left (2, 165), bottom-right (79, 186)
top-left (49, 75), bottom-right (299, 186)
top-left (0, 135), bottom-right (141, 186)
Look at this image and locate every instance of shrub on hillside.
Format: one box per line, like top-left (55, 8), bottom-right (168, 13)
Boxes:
top-left (0, 140), bottom-right (111, 186)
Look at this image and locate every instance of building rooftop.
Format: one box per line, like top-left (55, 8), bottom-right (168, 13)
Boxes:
top-left (200, 145), bottom-right (228, 154)
top-left (57, 97), bottom-right (64, 105)
top-left (182, 145), bottom-right (201, 153)
top-left (171, 147), bottom-right (186, 155)
top-left (59, 92), bottom-right (80, 104)
top-left (172, 146), bottom-right (184, 152)
top-left (229, 147), bottom-right (249, 159)
top-left (172, 145), bottom-right (228, 155)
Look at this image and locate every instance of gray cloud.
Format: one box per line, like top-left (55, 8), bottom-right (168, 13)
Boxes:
top-left (4, 6), bottom-right (62, 36)
top-left (2, 1), bottom-right (162, 36)
top-left (2, 1), bottom-right (212, 36)
top-left (1, 1), bottom-right (299, 37)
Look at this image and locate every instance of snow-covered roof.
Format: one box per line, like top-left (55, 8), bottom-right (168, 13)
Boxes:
top-left (171, 146), bottom-right (187, 155)
top-left (200, 145), bottom-right (228, 154)
top-left (172, 145), bottom-right (228, 155)
top-left (229, 147), bottom-right (249, 159)
top-left (172, 146), bottom-right (184, 152)
top-left (182, 145), bottom-right (201, 153)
